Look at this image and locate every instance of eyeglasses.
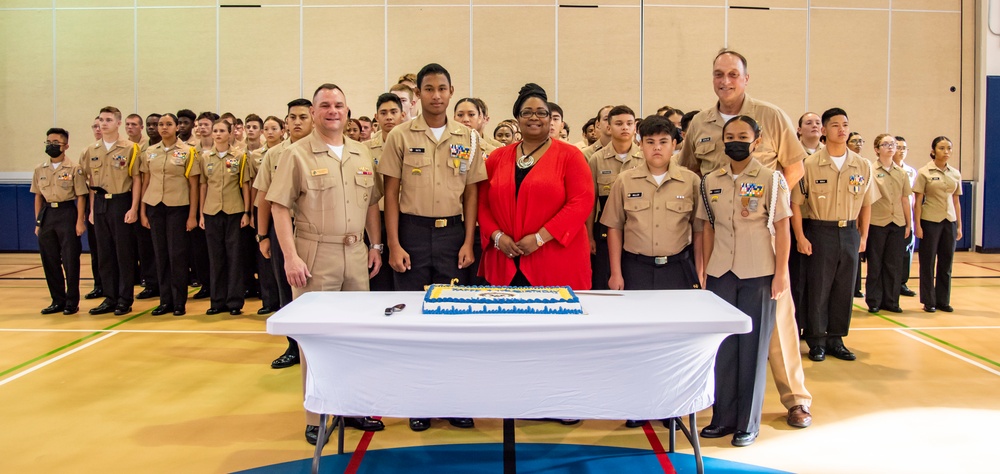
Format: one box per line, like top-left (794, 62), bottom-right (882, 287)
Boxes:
top-left (878, 142), bottom-right (897, 149)
top-left (44, 141), bottom-right (64, 146)
top-left (897, 146), bottom-right (907, 150)
top-left (518, 109), bottom-right (550, 119)
top-left (848, 139), bottom-right (865, 146)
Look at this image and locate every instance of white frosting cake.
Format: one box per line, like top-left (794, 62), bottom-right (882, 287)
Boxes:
top-left (422, 284), bottom-right (583, 314)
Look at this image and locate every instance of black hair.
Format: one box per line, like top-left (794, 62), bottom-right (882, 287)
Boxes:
top-left (176, 109), bottom-right (196, 122)
top-left (821, 107), bottom-right (848, 125)
top-left (722, 115), bottom-right (761, 140)
top-left (287, 98), bottom-right (312, 111)
top-left (455, 97), bottom-right (484, 115)
top-left (146, 113), bottom-right (161, 121)
top-left (548, 102), bottom-right (564, 118)
top-left (930, 136), bottom-right (952, 159)
top-left (895, 135), bottom-right (906, 142)
top-left (158, 113), bottom-right (179, 124)
top-left (46, 127), bottom-right (69, 141)
top-left (637, 115), bottom-right (679, 142)
top-left (416, 63), bottom-right (451, 89)
top-left (197, 111), bottom-right (219, 122)
top-left (582, 117), bottom-right (596, 133)
top-left (680, 110), bottom-right (698, 132)
top-left (376, 93), bottom-right (402, 111)
top-left (512, 83), bottom-right (548, 118)
top-left (608, 105), bottom-right (635, 121)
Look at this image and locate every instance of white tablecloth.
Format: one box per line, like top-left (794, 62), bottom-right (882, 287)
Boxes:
top-left (266, 290), bottom-right (751, 420)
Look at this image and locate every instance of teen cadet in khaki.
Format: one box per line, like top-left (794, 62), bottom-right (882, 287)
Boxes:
top-left (680, 49), bottom-right (813, 429)
top-left (697, 116), bottom-right (791, 447)
top-left (266, 84), bottom-right (385, 445)
top-left (189, 111), bottom-right (219, 301)
top-left (364, 92), bottom-right (405, 292)
top-left (864, 134), bottom-right (912, 314)
top-left (198, 119), bottom-right (251, 315)
top-left (139, 113), bottom-right (200, 317)
top-left (379, 63), bottom-right (484, 433)
top-left (127, 113), bottom-right (159, 301)
top-left (255, 99), bottom-right (313, 370)
top-left (792, 108), bottom-right (879, 363)
top-left (913, 136), bottom-right (963, 313)
top-left (588, 105), bottom-right (645, 290)
top-left (581, 105), bottom-right (613, 161)
top-left (81, 106), bottom-right (141, 316)
top-left (33, 127), bottom-right (89, 315)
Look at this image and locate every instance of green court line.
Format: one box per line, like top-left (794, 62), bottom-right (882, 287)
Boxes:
top-left (0, 288), bottom-right (197, 379)
top-left (856, 303), bottom-right (1000, 369)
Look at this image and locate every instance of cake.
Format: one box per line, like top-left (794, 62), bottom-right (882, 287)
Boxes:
top-left (422, 284), bottom-right (584, 314)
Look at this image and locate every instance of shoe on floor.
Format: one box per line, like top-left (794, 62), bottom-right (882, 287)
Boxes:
top-left (787, 405), bottom-right (812, 428)
top-left (192, 289), bottom-right (210, 300)
top-left (136, 288), bottom-right (158, 299)
top-left (808, 346), bottom-right (826, 362)
top-left (409, 418), bottom-right (430, 432)
top-left (89, 300), bottom-right (115, 315)
top-left (114, 305), bottom-right (132, 316)
top-left (343, 416), bottom-right (385, 432)
top-left (624, 419), bottom-right (646, 428)
top-left (271, 352), bottom-right (300, 369)
top-left (41, 304), bottom-right (64, 315)
top-left (447, 418), bottom-right (475, 429)
top-left (62, 306), bottom-right (79, 315)
top-left (938, 305), bottom-right (954, 312)
top-left (700, 424), bottom-right (735, 438)
top-left (304, 424), bottom-right (330, 446)
top-left (900, 286), bottom-right (916, 297)
top-left (151, 305), bottom-right (173, 316)
top-left (828, 345), bottom-right (856, 361)
top-left (732, 431), bottom-right (758, 447)
top-left (923, 304), bottom-right (937, 313)
top-left (84, 288), bottom-right (104, 300)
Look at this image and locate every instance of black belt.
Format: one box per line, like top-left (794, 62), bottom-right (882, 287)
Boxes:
top-left (625, 247), bottom-right (691, 266)
top-left (805, 219), bottom-right (857, 228)
top-left (93, 189), bottom-right (130, 200)
top-left (399, 213), bottom-right (463, 228)
top-left (46, 200), bottom-right (75, 209)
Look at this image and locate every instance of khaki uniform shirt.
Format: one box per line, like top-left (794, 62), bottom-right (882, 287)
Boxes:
top-left (791, 148), bottom-right (879, 222)
top-left (680, 94), bottom-right (806, 176)
top-left (870, 161), bottom-right (912, 227)
top-left (364, 133), bottom-right (389, 211)
top-left (582, 139), bottom-right (608, 161)
top-left (199, 149), bottom-right (249, 215)
top-left (600, 162), bottom-right (702, 257)
top-left (140, 141), bottom-right (200, 207)
top-left (31, 160), bottom-right (89, 203)
top-left (266, 130), bottom-right (381, 238)
top-left (79, 138), bottom-right (140, 194)
top-left (378, 114), bottom-right (486, 217)
top-left (590, 142), bottom-right (645, 199)
top-left (137, 137), bottom-right (149, 154)
top-left (913, 162), bottom-right (962, 223)
top-left (246, 145), bottom-right (268, 181)
top-left (697, 158), bottom-right (792, 279)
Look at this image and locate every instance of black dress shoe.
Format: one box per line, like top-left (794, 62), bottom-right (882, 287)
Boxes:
top-left (939, 305), bottom-right (954, 312)
top-left (624, 419), bottom-right (646, 428)
top-left (173, 306), bottom-right (186, 316)
top-left (244, 289), bottom-right (260, 299)
top-left (854, 291), bottom-right (864, 298)
top-left (206, 307), bottom-right (223, 315)
top-left (229, 308), bottom-right (243, 316)
top-left (41, 304), bottom-right (64, 315)
top-left (305, 425), bottom-right (330, 446)
top-left (828, 345), bottom-right (856, 361)
top-left (190, 280), bottom-right (201, 288)
top-left (808, 346), bottom-right (826, 362)
top-left (409, 418), bottom-right (431, 432)
top-left (114, 305), bottom-right (132, 316)
top-left (732, 431), bottom-right (758, 447)
top-left (867, 306), bottom-right (879, 314)
top-left (271, 352), bottom-right (300, 369)
top-left (136, 288), bottom-right (158, 299)
top-left (343, 417), bottom-right (385, 432)
top-left (447, 418), bottom-right (475, 428)
top-left (89, 300), bottom-right (115, 315)
top-left (257, 306), bottom-right (276, 315)
top-left (923, 305), bottom-right (937, 313)
top-left (192, 289), bottom-right (210, 300)
top-left (558, 419), bottom-right (581, 425)
top-left (63, 306), bottom-right (79, 315)
top-left (700, 424), bottom-right (736, 438)
top-left (84, 288), bottom-right (104, 300)
top-left (900, 286), bottom-right (916, 297)
top-left (151, 305), bottom-right (173, 316)
top-left (883, 306), bottom-right (903, 313)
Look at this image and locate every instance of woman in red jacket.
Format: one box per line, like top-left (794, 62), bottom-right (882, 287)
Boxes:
top-left (478, 83), bottom-right (594, 289)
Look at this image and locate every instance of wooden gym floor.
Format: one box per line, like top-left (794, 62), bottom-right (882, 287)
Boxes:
top-left (0, 252), bottom-right (998, 473)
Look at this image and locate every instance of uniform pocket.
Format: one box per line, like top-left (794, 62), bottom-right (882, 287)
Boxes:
top-left (665, 200), bottom-right (694, 214)
top-left (624, 199), bottom-right (651, 213)
top-left (403, 153), bottom-right (432, 188)
top-left (355, 174), bottom-right (374, 207)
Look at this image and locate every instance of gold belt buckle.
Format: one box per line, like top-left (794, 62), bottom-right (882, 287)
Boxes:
top-left (654, 256), bottom-right (669, 265)
top-left (105, 193), bottom-right (113, 199)
top-left (343, 234), bottom-right (358, 245)
top-left (434, 219), bottom-right (447, 228)
top-left (837, 220), bottom-right (847, 228)
top-left (51, 202), bottom-right (59, 208)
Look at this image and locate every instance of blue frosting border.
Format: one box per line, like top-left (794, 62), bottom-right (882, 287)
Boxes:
top-left (422, 304), bottom-right (583, 315)
top-left (423, 284), bottom-right (580, 304)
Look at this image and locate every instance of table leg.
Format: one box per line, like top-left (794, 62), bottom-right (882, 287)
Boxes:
top-left (311, 413), bottom-right (328, 474)
top-left (337, 416), bottom-right (345, 455)
top-left (667, 418), bottom-right (676, 453)
top-left (503, 418), bottom-right (516, 474)
top-left (689, 413), bottom-right (703, 474)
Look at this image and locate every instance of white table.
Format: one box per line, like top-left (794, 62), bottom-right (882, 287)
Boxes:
top-left (267, 289), bottom-right (751, 473)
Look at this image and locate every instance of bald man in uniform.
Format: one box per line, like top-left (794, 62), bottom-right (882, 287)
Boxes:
top-left (268, 84), bottom-right (385, 444)
top-left (679, 50), bottom-right (813, 429)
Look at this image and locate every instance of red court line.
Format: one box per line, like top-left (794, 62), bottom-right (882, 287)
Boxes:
top-left (343, 417), bottom-right (379, 474)
top-left (641, 421), bottom-right (678, 474)
top-left (0, 265), bottom-right (42, 278)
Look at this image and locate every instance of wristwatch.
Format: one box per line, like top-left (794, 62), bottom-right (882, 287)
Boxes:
top-left (370, 243), bottom-right (384, 253)
top-left (255, 234), bottom-right (269, 243)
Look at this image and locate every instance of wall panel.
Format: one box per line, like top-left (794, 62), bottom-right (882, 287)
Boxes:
top-left (642, 6), bottom-right (724, 117)
top-left (302, 6), bottom-right (385, 117)
top-left (728, 8), bottom-right (808, 121)
top-left (0, 10), bottom-right (54, 173)
top-left (136, 8), bottom-right (216, 118)
top-left (219, 7), bottom-right (300, 119)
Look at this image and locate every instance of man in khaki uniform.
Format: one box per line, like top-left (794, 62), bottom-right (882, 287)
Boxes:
top-left (255, 98), bottom-right (313, 369)
top-left (33, 127), bottom-right (89, 315)
top-left (267, 84), bottom-right (385, 444)
top-left (364, 92), bottom-right (405, 292)
top-left (581, 105), bottom-right (613, 161)
top-left (379, 63), bottom-right (485, 433)
top-left (588, 105), bottom-right (645, 290)
top-left (680, 49), bottom-right (814, 429)
top-left (80, 106), bottom-right (141, 316)
top-left (791, 107), bottom-right (879, 363)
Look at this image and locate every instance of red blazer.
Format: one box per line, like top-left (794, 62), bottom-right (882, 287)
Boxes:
top-left (478, 140), bottom-right (595, 289)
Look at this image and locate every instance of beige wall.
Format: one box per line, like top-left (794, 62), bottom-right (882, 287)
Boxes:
top-left (0, 0), bottom-right (975, 178)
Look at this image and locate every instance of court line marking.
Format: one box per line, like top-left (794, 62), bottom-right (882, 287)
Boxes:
top-left (852, 326), bottom-right (1000, 331)
top-left (0, 265), bottom-right (42, 278)
top-left (641, 421), bottom-right (677, 474)
top-left (0, 329), bottom-right (268, 334)
top-left (343, 417), bottom-right (379, 474)
top-left (892, 329), bottom-right (1000, 377)
top-left (0, 331), bottom-right (117, 387)
top-left (859, 304), bottom-right (1000, 370)
top-left (962, 262), bottom-right (1000, 273)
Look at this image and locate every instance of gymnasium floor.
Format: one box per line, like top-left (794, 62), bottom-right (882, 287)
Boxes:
top-left (1, 252), bottom-right (998, 473)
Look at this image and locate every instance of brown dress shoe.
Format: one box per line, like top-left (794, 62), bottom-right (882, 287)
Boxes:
top-left (787, 405), bottom-right (812, 428)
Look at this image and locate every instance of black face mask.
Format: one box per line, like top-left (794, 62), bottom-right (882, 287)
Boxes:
top-left (724, 141), bottom-right (752, 162)
top-left (45, 144), bottom-right (62, 159)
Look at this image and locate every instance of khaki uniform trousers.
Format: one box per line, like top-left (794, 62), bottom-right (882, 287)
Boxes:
top-left (768, 292), bottom-right (812, 409)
